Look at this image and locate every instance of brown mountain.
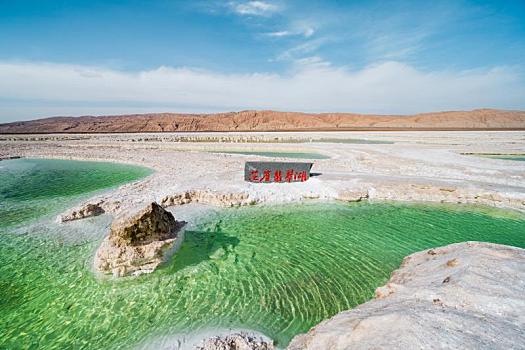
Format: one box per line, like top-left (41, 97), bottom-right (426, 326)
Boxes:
top-left (1, 109), bottom-right (524, 133)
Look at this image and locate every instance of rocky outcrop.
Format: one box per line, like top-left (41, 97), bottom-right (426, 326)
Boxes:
top-left (336, 189), bottom-right (369, 202)
top-left (287, 242), bottom-right (525, 350)
top-left (58, 199), bottom-right (122, 222)
top-left (195, 332), bottom-right (275, 350)
top-left (94, 202), bottom-right (185, 277)
top-left (161, 190), bottom-right (256, 208)
top-left (57, 200), bottom-right (105, 222)
top-left (1, 109), bottom-right (524, 133)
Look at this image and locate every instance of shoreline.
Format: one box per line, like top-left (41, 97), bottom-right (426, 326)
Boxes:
top-left (1, 131), bottom-right (524, 218)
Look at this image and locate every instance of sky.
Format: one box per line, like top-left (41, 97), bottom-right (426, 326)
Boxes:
top-left (0, 0), bottom-right (524, 122)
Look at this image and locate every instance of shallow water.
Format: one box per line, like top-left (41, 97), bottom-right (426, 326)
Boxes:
top-left (464, 153), bottom-right (525, 162)
top-left (212, 151), bottom-right (330, 159)
top-left (487, 155), bottom-right (525, 161)
top-left (0, 159), bottom-right (524, 349)
top-left (0, 158), bottom-right (152, 228)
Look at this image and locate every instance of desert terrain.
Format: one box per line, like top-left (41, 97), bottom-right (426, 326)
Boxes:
top-left (1, 109), bottom-right (525, 133)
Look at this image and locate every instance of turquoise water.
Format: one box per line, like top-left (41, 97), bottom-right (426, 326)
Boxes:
top-left (0, 158), bottom-right (152, 228)
top-left (0, 159), bottom-right (524, 349)
top-left (488, 155), bottom-right (525, 161)
top-left (464, 153), bottom-right (525, 162)
top-left (212, 151), bottom-right (330, 159)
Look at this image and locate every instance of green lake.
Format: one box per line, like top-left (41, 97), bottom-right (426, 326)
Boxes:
top-left (486, 155), bottom-right (525, 161)
top-left (464, 153), bottom-right (525, 162)
top-left (0, 158), bottom-right (152, 228)
top-left (0, 158), bottom-right (524, 349)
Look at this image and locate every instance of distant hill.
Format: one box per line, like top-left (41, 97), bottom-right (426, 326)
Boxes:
top-left (1, 109), bottom-right (524, 133)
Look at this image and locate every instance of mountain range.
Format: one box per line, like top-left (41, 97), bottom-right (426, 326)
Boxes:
top-left (1, 109), bottom-right (524, 133)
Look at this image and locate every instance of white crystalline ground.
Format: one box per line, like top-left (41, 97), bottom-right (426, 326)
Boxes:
top-left (1, 131), bottom-right (523, 219)
top-left (287, 241), bottom-right (525, 350)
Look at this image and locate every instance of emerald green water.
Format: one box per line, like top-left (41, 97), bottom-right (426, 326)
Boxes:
top-left (212, 151), bottom-right (330, 159)
top-left (1, 159), bottom-right (525, 349)
top-left (487, 155), bottom-right (525, 161)
top-left (464, 153), bottom-right (525, 162)
top-left (0, 158), bottom-right (152, 228)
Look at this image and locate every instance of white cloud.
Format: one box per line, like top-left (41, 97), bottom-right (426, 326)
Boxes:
top-left (0, 60), bottom-right (523, 121)
top-left (266, 31), bottom-right (291, 37)
top-left (303, 27), bottom-right (315, 37)
top-left (230, 1), bottom-right (279, 16)
top-left (266, 27), bottom-right (315, 38)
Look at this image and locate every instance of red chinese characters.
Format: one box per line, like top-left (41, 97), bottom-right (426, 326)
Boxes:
top-left (250, 169), bottom-right (259, 182)
top-left (285, 169), bottom-right (294, 182)
top-left (274, 170), bottom-right (282, 182)
top-left (262, 169), bottom-right (271, 182)
top-left (295, 170), bottom-right (307, 182)
top-left (245, 163), bottom-right (311, 183)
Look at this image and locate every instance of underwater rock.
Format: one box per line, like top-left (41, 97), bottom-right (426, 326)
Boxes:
top-left (94, 202), bottom-right (185, 277)
top-left (195, 332), bottom-right (275, 350)
top-left (287, 242), bottom-right (525, 350)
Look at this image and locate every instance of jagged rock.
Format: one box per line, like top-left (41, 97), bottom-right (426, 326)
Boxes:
top-left (94, 202), bottom-right (185, 277)
top-left (57, 201), bottom-right (105, 222)
top-left (195, 332), bottom-right (275, 350)
top-left (287, 242), bottom-right (525, 350)
top-left (58, 199), bottom-right (122, 222)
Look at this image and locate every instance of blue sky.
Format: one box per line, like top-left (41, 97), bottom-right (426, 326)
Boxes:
top-left (0, 0), bottom-right (524, 121)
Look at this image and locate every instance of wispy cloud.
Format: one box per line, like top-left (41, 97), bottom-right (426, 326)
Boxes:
top-left (277, 37), bottom-right (330, 62)
top-left (266, 30), bottom-right (292, 37)
top-left (349, 2), bottom-right (464, 62)
top-left (1, 60), bottom-right (523, 121)
top-left (266, 26), bottom-right (315, 38)
top-left (293, 56), bottom-right (331, 69)
top-left (229, 1), bottom-right (279, 16)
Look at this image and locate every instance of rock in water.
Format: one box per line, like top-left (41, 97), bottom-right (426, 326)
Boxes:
top-left (94, 202), bottom-right (185, 277)
top-left (57, 200), bottom-right (105, 222)
top-left (287, 242), bottom-right (525, 350)
top-left (196, 332), bottom-right (275, 350)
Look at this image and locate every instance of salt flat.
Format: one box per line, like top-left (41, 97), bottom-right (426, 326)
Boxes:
top-left (0, 131), bottom-right (524, 218)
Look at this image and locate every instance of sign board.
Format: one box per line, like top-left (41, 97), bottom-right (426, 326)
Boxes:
top-left (244, 161), bottom-right (313, 183)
